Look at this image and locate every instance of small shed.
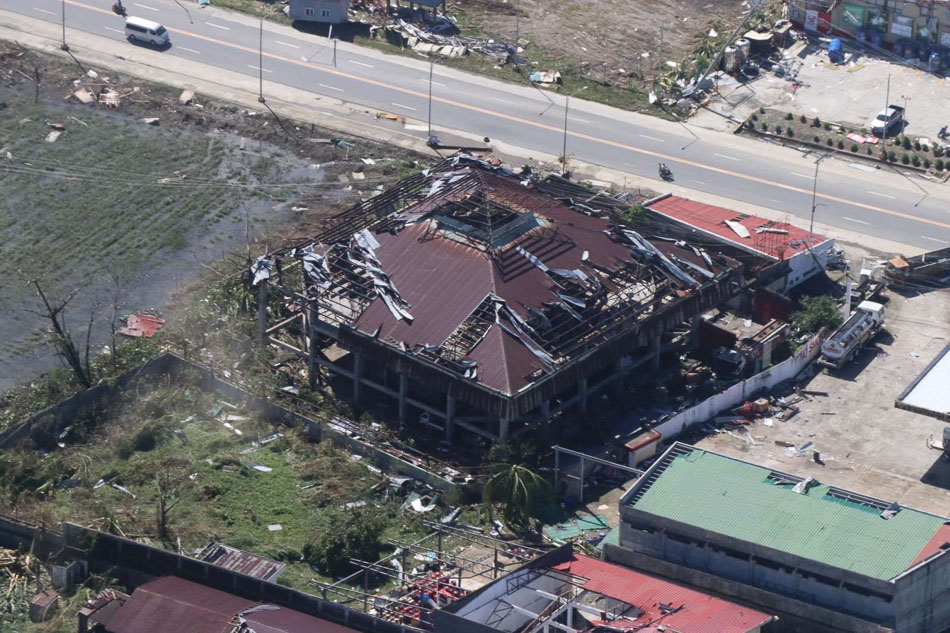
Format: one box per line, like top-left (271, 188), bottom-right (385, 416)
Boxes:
top-left (288, 0), bottom-right (349, 24)
top-left (623, 429), bottom-right (662, 467)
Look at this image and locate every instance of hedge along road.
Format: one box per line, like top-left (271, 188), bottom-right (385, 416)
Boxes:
top-left (11, 0), bottom-right (950, 249)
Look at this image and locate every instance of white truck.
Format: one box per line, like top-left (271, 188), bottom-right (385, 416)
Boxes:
top-left (817, 300), bottom-right (885, 369)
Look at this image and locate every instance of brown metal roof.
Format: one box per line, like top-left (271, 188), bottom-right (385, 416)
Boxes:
top-left (105, 576), bottom-right (361, 633)
top-left (346, 171), bottom-right (735, 396)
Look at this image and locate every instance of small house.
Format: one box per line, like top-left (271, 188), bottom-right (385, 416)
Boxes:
top-left (288, 0), bottom-right (349, 24)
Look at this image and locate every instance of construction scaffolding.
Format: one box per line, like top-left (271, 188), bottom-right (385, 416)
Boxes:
top-left (308, 522), bottom-right (544, 631)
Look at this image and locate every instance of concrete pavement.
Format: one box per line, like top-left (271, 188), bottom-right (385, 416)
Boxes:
top-left (3, 0), bottom-right (949, 252)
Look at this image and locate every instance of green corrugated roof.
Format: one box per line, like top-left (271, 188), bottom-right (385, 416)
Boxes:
top-left (630, 449), bottom-right (946, 580)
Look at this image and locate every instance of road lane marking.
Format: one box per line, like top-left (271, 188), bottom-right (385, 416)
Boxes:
top-left (206, 22), bottom-right (230, 30)
top-left (249, 65), bottom-right (272, 73)
top-left (714, 153), bottom-right (739, 161)
top-left (770, 199), bottom-right (781, 204)
top-left (693, 180), bottom-right (706, 185)
top-left (56, 0), bottom-right (950, 232)
top-left (349, 60), bottom-right (373, 68)
top-left (569, 116), bottom-right (590, 124)
top-left (420, 78), bottom-right (446, 87)
top-left (391, 102), bottom-right (417, 111)
top-left (843, 217), bottom-right (870, 225)
top-left (922, 236), bottom-right (950, 244)
top-left (178, 46), bottom-right (201, 54)
top-left (867, 190), bottom-right (895, 199)
top-left (133, 2), bottom-right (158, 10)
top-left (791, 172), bottom-right (813, 179)
top-left (319, 83), bottom-right (343, 92)
top-left (104, 26), bottom-right (124, 34)
top-left (33, 7), bottom-right (56, 15)
top-left (275, 41), bottom-right (300, 49)
top-left (639, 134), bottom-right (665, 142)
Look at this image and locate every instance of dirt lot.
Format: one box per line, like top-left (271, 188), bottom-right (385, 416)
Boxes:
top-left (696, 246), bottom-right (950, 516)
top-left (0, 45), bottom-right (421, 393)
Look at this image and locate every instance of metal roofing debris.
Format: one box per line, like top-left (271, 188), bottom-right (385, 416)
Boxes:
top-left (897, 342), bottom-right (950, 420)
top-left (549, 553), bottom-right (774, 633)
top-left (198, 543), bottom-right (286, 581)
top-left (628, 446), bottom-right (948, 580)
top-left (117, 314), bottom-right (165, 338)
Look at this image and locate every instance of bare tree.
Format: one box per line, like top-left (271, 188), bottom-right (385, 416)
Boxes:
top-left (24, 278), bottom-right (93, 389)
top-left (14, 41), bottom-right (41, 104)
top-left (155, 458), bottom-right (190, 541)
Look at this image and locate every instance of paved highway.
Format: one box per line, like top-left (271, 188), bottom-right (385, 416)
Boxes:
top-left (6, 0), bottom-right (950, 249)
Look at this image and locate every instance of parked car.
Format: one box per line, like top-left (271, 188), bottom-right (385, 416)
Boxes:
top-left (871, 104), bottom-right (904, 138)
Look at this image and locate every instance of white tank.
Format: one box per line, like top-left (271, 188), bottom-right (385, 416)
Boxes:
top-left (722, 46), bottom-right (738, 72)
top-left (736, 38), bottom-right (752, 63)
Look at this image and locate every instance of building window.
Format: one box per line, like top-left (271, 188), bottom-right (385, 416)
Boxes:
top-left (304, 8), bottom-right (314, 16)
top-left (321, 9), bottom-right (330, 17)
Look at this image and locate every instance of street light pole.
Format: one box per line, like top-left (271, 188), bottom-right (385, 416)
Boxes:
top-left (258, 17), bottom-right (265, 103)
top-left (60, 0), bottom-right (68, 51)
top-left (809, 151), bottom-right (836, 233)
top-left (562, 86), bottom-right (586, 175)
top-left (427, 59), bottom-right (434, 139)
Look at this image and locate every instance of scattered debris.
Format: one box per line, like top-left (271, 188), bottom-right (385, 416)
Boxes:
top-left (118, 314), bottom-right (165, 338)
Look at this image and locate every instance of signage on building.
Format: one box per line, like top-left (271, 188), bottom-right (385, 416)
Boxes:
top-left (868, 10), bottom-right (887, 31)
top-left (842, 3), bottom-right (865, 27)
top-left (891, 15), bottom-right (914, 37)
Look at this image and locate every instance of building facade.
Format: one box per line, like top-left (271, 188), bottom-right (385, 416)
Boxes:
top-left (616, 443), bottom-right (950, 633)
top-left (288, 0), bottom-right (349, 24)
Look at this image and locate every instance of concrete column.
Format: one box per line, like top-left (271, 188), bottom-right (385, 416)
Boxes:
top-left (398, 373), bottom-right (408, 429)
top-left (578, 377), bottom-right (589, 413)
top-left (308, 307), bottom-right (317, 390)
top-left (614, 357), bottom-right (625, 397)
top-left (541, 400), bottom-right (551, 422)
top-left (256, 281), bottom-right (268, 343)
top-left (499, 417), bottom-right (510, 443)
top-left (352, 352), bottom-right (363, 403)
top-left (650, 336), bottom-right (661, 371)
top-left (445, 394), bottom-right (456, 443)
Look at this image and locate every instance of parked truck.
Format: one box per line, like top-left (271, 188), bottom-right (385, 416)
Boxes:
top-left (817, 300), bottom-right (885, 369)
top-left (871, 104), bottom-right (905, 138)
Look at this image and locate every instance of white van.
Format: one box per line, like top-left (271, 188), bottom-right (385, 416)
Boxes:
top-left (125, 16), bottom-right (170, 47)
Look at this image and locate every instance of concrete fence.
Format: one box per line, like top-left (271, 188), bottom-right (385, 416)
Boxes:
top-left (653, 331), bottom-right (825, 439)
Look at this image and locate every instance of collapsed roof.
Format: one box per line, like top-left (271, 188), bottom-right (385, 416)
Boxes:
top-left (264, 157), bottom-right (746, 416)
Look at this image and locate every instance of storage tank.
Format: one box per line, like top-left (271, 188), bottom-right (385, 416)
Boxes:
top-left (735, 38), bottom-right (751, 63)
top-left (722, 46), bottom-right (739, 72)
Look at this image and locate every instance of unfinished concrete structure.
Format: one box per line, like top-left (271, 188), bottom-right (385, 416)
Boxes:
top-left (258, 157), bottom-right (767, 443)
top-left (614, 443), bottom-right (950, 633)
top-left (434, 544), bottom-right (776, 632)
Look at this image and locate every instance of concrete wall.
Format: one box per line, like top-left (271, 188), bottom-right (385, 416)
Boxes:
top-left (893, 550), bottom-right (950, 633)
top-left (651, 331), bottom-right (824, 440)
top-left (288, 0), bottom-right (349, 23)
top-left (57, 522), bottom-right (410, 633)
top-left (602, 544), bottom-right (891, 633)
top-left (787, 242), bottom-right (834, 290)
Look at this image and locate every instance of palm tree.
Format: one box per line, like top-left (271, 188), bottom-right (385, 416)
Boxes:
top-left (482, 463), bottom-right (552, 529)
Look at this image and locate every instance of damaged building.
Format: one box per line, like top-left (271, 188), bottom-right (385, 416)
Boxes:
top-left (258, 157), bottom-right (770, 443)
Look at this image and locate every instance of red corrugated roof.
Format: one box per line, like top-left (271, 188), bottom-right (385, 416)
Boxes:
top-left (909, 523), bottom-right (950, 568)
top-left (648, 195), bottom-right (829, 260)
top-left (548, 554), bottom-right (774, 633)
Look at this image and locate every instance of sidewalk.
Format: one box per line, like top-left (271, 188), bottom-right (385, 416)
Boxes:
top-left (0, 9), bottom-right (925, 256)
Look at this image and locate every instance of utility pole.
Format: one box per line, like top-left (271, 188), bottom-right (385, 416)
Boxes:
top-left (809, 151), bottom-right (836, 233)
top-left (901, 94), bottom-right (908, 143)
top-left (427, 59), bottom-right (434, 138)
top-left (514, 0), bottom-right (520, 57)
top-left (258, 18), bottom-right (265, 104)
top-left (60, 0), bottom-right (68, 51)
top-left (561, 86), bottom-right (587, 175)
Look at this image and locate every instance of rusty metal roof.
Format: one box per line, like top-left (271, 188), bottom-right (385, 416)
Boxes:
top-left (199, 542), bottom-right (286, 581)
